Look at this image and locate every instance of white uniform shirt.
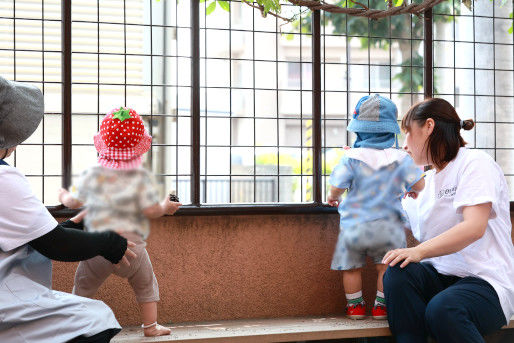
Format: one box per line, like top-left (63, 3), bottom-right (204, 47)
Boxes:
top-left (402, 148), bottom-right (514, 323)
top-left (0, 166), bottom-right (57, 251)
top-left (0, 163), bottom-right (121, 342)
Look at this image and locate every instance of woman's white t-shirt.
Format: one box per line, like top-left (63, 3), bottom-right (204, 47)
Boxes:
top-left (0, 165), bottom-right (57, 251)
top-left (402, 147), bottom-right (514, 323)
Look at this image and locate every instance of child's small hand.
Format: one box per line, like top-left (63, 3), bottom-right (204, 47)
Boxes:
top-left (327, 195), bottom-right (340, 207)
top-left (403, 191), bottom-right (418, 199)
top-left (58, 188), bottom-right (69, 204)
top-left (162, 197), bottom-right (182, 215)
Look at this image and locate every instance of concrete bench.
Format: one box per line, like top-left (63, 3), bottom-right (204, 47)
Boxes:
top-left (112, 316), bottom-right (514, 343)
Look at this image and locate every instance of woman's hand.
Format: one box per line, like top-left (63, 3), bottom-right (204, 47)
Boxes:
top-left (382, 247), bottom-right (424, 268)
top-left (114, 241), bottom-right (137, 268)
top-left (70, 209), bottom-right (88, 223)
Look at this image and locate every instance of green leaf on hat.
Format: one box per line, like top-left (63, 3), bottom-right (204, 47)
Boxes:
top-left (112, 106), bottom-right (132, 122)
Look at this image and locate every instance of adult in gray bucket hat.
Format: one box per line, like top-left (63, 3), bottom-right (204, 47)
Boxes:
top-left (0, 76), bottom-right (136, 343)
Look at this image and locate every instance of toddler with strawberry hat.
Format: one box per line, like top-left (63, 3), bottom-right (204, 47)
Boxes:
top-left (59, 106), bottom-right (181, 337)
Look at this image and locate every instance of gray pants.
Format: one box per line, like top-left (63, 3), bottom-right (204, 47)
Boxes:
top-left (331, 218), bottom-right (406, 270)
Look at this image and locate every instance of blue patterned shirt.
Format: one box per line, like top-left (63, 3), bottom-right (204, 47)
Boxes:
top-left (329, 148), bottom-right (423, 229)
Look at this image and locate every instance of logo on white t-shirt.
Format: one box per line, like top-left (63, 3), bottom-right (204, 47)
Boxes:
top-left (437, 185), bottom-right (457, 199)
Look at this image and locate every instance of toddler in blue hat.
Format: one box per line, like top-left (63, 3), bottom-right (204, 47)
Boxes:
top-left (327, 94), bottom-right (425, 320)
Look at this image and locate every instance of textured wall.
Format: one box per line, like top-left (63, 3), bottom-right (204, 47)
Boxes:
top-left (53, 214), bottom-right (382, 326)
top-left (53, 213), bottom-right (514, 326)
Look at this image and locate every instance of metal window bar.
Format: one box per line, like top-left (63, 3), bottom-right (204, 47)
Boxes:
top-left (7, 0), bottom-right (503, 216)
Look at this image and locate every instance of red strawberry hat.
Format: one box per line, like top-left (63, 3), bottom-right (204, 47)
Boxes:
top-left (94, 106), bottom-right (152, 169)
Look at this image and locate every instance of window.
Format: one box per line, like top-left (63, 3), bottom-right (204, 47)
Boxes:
top-left (432, 0), bottom-right (514, 193)
top-left (3, 0), bottom-right (514, 212)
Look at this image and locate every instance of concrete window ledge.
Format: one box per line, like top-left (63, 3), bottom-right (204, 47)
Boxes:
top-left (112, 316), bottom-right (514, 343)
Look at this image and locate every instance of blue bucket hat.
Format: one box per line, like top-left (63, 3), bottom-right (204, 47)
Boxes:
top-left (347, 94), bottom-right (400, 134)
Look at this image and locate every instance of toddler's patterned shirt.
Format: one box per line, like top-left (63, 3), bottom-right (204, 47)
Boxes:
top-left (71, 166), bottom-right (160, 238)
top-left (329, 148), bottom-right (423, 229)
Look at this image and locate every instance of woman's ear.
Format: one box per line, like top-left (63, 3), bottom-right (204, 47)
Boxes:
top-left (425, 118), bottom-right (435, 135)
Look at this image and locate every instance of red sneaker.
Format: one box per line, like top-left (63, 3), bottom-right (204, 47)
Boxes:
top-left (371, 305), bottom-right (387, 320)
top-left (346, 303), bottom-right (366, 320)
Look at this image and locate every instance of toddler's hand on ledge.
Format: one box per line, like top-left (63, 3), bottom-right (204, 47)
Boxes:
top-left (162, 197), bottom-right (181, 216)
top-left (326, 194), bottom-right (340, 207)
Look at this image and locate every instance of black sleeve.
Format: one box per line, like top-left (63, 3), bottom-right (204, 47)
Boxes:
top-left (29, 224), bottom-right (127, 264)
top-left (58, 218), bottom-right (85, 231)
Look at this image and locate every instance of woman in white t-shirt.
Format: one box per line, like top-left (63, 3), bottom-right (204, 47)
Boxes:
top-left (0, 76), bottom-right (136, 343)
top-left (382, 97), bottom-right (514, 342)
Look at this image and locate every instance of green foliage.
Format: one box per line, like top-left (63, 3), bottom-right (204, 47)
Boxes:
top-left (206, 1), bottom-right (217, 15)
top-left (291, 0), bottom-right (455, 96)
top-left (198, 0), bottom-right (510, 95)
top-left (256, 148), bottom-right (346, 175)
top-left (260, 0), bottom-right (281, 15)
top-left (392, 55), bottom-right (423, 93)
top-left (218, 0), bottom-right (230, 11)
top-left (199, 0), bottom-right (231, 13)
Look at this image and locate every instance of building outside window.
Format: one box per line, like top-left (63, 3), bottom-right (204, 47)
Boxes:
top-left (1, 0), bottom-right (513, 208)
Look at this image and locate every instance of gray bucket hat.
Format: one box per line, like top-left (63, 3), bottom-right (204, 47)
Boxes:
top-left (0, 76), bottom-right (44, 149)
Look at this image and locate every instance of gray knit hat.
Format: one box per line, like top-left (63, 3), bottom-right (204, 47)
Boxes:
top-left (0, 76), bottom-right (44, 148)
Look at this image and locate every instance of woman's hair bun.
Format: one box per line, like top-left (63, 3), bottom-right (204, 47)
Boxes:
top-left (462, 119), bottom-right (475, 130)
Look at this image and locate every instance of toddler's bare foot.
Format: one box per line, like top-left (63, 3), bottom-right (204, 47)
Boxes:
top-left (143, 323), bottom-right (171, 337)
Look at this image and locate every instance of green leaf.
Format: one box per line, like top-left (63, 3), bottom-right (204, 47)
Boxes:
top-left (284, 33), bottom-right (294, 41)
top-left (257, 0), bottom-right (280, 14)
top-left (206, 1), bottom-right (216, 15)
top-left (218, 0), bottom-right (230, 11)
top-left (200, 0), bottom-right (207, 3)
top-left (394, 0), bottom-right (403, 6)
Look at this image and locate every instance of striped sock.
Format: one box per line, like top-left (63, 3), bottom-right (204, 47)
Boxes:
top-left (374, 290), bottom-right (386, 307)
top-left (346, 290), bottom-right (364, 307)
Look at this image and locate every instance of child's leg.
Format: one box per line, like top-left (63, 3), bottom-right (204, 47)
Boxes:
top-left (375, 263), bottom-right (388, 293)
top-left (372, 264), bottom-right (388, 319)
top-left (140, 302), bottom-right (171, 336)
top-left (73, 257), bottom-right (113, 297)
top-left (343, 268), bottom-right (366, 319)
top-left (124, 242), bottom-right (170, 337)
top-left (343, 268), bottom-right (362, 294)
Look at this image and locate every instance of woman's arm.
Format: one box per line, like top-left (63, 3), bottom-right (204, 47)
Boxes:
top-left (29, 224), bottom-right (131, 263)
top-left (383, 202), bottom-right (491, 268)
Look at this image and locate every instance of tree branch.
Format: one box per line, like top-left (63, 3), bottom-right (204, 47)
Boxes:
top-left (349, 0), bottom-right (370, 11)
top-left (242, 0), bottom-right (293, 22)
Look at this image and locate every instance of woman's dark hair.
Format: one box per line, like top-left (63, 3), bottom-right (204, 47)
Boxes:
top-left (401, 98), bottom-right (474, 170)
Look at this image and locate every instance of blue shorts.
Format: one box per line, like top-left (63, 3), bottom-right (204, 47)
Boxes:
top-left (331, 218), bottom-right (406, 270)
